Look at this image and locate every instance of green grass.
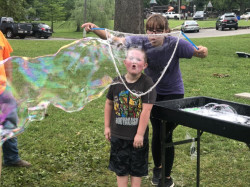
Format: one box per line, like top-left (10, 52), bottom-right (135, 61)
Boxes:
top-left (11, 40), bottom-right (72, 57)
top-left (1, 33), bottom-right (250, 186)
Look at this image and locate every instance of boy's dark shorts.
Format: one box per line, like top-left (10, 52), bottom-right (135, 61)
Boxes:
top-left (108, 136), bottom-right (149, 177)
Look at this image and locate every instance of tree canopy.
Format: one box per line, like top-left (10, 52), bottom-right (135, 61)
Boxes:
top-left (0, 0), bottom-right (249, 31)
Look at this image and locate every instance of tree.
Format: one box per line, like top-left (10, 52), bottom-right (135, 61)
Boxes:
top-left (0, 0), bottom-right (28, 21)
top-left (40, 0), bottom-right (67, 31)
top-left (64, 0), bottom-right (75, 20)
top-left (114, 0), bottom-right (145, 34)
top-left (235, 0), bottom-right (250, 14)
top-left (207, 0), bottom-right (249, 14)
top-left (71, 0), bottom-right (114, 32)
top-left (71, 0), bottom-right (85, 32)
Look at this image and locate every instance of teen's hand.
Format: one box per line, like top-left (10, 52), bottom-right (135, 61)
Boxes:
top-left (81, 22), bottom-right (97, 32)
top-left (133, 134), bottom-right (144, 148)
top-left (194, 46), bottom-right (208, 58)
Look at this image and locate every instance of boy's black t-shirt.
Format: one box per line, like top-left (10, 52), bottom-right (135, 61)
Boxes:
top-left (106, 74), bottom-right (156, 140)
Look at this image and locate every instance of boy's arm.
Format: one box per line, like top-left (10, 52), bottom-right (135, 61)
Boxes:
top-left (104, 99), bottom-right (113, 141)
top-left (133, 103), bottom-right (153, 148)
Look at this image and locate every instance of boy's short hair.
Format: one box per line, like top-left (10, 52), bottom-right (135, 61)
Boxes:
top-left (146, 14), bottom-right (170, 32)
top-left (127, 47), bottom-right (147, 63)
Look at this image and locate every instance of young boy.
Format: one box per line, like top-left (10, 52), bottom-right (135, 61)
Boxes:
top-left (104, 47), bottom-right (156, 187)
top-left (83, 14), bottom-right (208, 186)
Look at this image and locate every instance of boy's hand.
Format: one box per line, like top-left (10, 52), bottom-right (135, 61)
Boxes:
top-left (133, 134), bottom-right (144, 148)
top-left (104, 127), bottom-right (111, 141)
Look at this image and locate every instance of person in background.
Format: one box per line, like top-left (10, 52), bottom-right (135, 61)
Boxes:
top-left (104, 47), bottom-right (156, 187)
top-left (82, 14), bottom-right (208, 187)
top-left (0, 31), bottom-right (31, 167)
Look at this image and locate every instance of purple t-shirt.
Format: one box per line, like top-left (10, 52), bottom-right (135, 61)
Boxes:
top-left (125, 36), bottom-right (194, 95)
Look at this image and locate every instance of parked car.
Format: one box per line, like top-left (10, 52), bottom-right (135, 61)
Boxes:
top-left (240, 12), bottom-right (250, 20)
top-left (224, 12), bottom-right (236, 16)
top-left (181, 21), bottom-right (200, 33)
top-left (32, 23), bottom-right (52, 39)
top-left (163, 12), bottom-right (183, 19)
top-left (216, 13), bottom-right (238, 30)
top-left (193, 11), bottom-right (206, 20)
top-left (0, 17), bottom-right (32, 39)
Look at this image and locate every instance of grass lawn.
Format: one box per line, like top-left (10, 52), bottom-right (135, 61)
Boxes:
top-left (0, 32), bottom-right (249, 186)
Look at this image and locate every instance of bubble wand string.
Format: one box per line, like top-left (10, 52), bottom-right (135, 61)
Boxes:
top-left (181, 32), bottom-right (199, 50)
top-left (104, 29), bottom-right (181, 98)
top-left (90, 29), bottom-right (199, 50)
top-left (83, 27), bottom-right (182, 97)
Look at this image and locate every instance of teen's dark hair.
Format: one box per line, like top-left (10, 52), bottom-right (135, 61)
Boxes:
top-left (146, 14), bottom-right (170, 33)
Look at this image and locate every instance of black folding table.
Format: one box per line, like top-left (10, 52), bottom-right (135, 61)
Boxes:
top-left (152, 96), bottom-right (250, 187)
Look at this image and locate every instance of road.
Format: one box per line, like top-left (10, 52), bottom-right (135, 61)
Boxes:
top-left (23, 37), bottom-right (76, 41)
top-left (178, 28), bottom-right (250, 38)
top-left (49, 28), bottom-right (249, 40)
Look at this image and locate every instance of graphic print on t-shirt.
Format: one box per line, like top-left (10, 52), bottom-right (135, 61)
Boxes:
top-left (114, 90), bottom-right (142, 126)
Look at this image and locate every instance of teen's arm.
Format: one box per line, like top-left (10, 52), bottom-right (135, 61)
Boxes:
top-left (133, 103), bottom-right (153, 148)
top-left (104, 99), bottom-right (113, 141)
top-left (82, 22), bottom-right (107, 40)
top-left (81, 22), bottom-right (125, 43)
top-left (193, 46), bottom-right (208, 58)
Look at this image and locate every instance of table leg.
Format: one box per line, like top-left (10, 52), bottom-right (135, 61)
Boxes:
top-left (196, 130), bottom-right (201, 187)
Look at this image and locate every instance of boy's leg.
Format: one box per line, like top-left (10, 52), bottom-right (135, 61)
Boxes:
top-left (109, 137), bottom-right (130, 186)
top-left (130, 139), bottom-right (148, 186)
top-left (131, 176), bottom-right (141, 187)
top-left (117, 175), bottom-right (129, 187)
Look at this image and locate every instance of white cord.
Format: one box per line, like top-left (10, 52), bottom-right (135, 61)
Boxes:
top-left (105, 29), bottom-right (182, 98)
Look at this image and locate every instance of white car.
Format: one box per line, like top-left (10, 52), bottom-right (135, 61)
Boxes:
top-left (240, 12), bottom-right (250, 20)
top-left (162, 12), bottom-right (183, 19)
top-left (181, 21), bottom-right (200, 33)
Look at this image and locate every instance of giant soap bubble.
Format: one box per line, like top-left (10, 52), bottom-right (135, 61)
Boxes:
top-left (1, 37), bottom-right (116, 144)
top-left (0, 30), bottom-right (183, 144)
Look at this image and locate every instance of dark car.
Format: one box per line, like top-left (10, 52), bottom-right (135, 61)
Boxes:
top-left (193, 11), bottom-right (206, 20)
top-left (216, 13), bottom-right (238, 30)
top-left (0, 17), bottom-right (33, 39)
top-left (32, 23), bottom-right (52, 39)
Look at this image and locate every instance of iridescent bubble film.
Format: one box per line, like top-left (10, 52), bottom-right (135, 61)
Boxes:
top-left (0, 30), bottom-right (182, 145)
top-left (0, 37), bottom-right (125, 145)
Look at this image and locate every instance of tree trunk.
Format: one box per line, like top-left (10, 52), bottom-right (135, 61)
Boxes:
top-left (51, 17), bottom-right (54, 33)
top-left (76, 22), bottom-right (81, 32)
top-left (114, 0), bottom-right (144, 34)
top-left (237, 0), bottom-right (246, 15)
